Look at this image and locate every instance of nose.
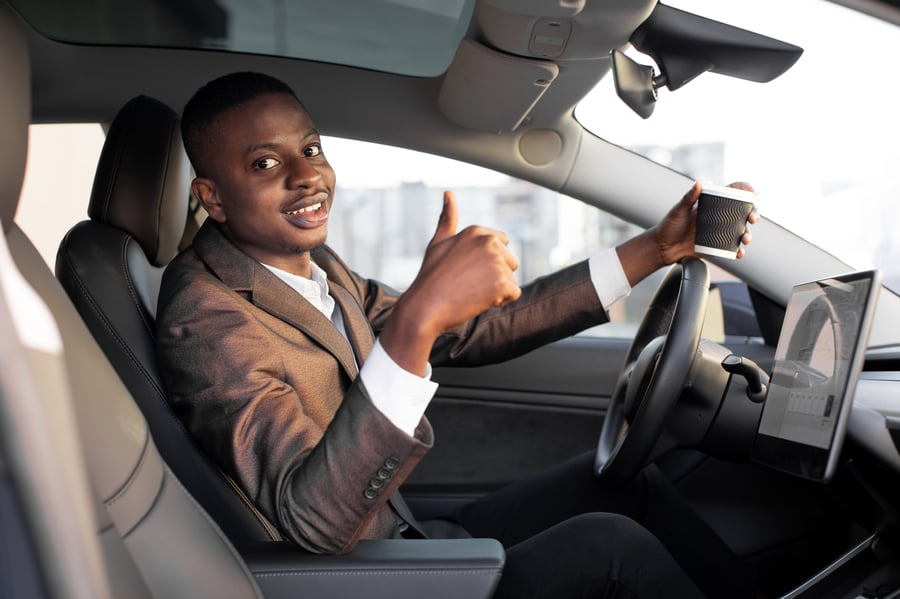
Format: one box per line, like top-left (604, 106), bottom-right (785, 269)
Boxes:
top-left (286, 155), bottom-right (322, 189)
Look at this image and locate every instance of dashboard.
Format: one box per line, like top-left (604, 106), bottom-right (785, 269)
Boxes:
top-left (853, 348), bottom-right (900, 473)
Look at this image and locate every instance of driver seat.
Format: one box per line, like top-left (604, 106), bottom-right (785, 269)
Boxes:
top-left (56, 94), bottom-right (282, 545)
top-left (51, 92), bottom-right (505, 597)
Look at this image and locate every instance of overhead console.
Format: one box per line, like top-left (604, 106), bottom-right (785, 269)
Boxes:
top-left (438, 39), bottom-right (559, 133)
top-left (438, 0), bottom-right (653, 133)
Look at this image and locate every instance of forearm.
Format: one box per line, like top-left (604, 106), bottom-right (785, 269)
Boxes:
top-left (615, 228), bottom-right (665, 288)
top-left (378, 295), bottom-right (441, 377)
top-left (428, 260), bottom-right (608, 367)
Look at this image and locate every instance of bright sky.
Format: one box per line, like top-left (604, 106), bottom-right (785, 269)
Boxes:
top-left (576, 0), bottom-right (900, 277)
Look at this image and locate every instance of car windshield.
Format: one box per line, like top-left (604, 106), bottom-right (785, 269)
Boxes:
top-left (576, 0), bottom-right (900, 293)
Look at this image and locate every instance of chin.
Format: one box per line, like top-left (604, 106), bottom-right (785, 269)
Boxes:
top-left (291, 235), bottom-right (328, 254)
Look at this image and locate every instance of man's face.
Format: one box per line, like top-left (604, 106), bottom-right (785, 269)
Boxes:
top-left (194, 92), bottom-right (336, 274)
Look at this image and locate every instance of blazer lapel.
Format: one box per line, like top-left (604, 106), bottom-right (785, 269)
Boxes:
top-left (193, 221), bottom-right (359, 380)
top-left (252, 273), bottom-right (360, 380)
top-left (330, 283), bottom-right (374, 365)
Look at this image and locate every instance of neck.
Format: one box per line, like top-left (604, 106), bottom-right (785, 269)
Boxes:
top-left (217, 223), bottom-right (314, 278)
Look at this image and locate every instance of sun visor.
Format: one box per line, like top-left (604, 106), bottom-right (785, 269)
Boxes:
top-left (439, 39), bottom-right (558, 133)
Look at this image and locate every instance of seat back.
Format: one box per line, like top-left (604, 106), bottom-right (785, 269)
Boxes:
top-left (56, 95), bottom-right (281, 545)
top-left (1, 216), bottom-right (141, 599)
top-left (0, 12), bottom-right (124, 598)
top-left (1, 5), bottom-right (262, 597)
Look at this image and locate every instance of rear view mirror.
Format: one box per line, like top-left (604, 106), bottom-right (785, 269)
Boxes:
top-left (610, 49), bottom-right (665, 119)
top-left (611, 2), bottom-right (803, 119)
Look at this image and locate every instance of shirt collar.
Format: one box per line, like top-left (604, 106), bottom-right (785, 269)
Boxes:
top-left (261, 260), bottom-right (335, 319)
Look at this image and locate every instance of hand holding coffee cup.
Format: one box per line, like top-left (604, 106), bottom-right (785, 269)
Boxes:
top-left (694, 183), bottom-right (755, 259)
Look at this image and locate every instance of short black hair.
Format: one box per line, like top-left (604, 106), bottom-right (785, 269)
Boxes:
top-left (181, 71), bottom-right (304, 176)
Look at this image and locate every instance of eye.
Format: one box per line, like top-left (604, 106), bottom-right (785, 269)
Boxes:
top-left (254, 157), bottom-right (279, 170)
top-left (304, 143), bottom-right (322, 158)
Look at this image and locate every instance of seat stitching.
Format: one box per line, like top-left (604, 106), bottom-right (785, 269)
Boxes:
top-left (254, 568), bottom-right (503, 578)
top-left (60, 235), bottom-right (165, 399)
top-left (105, 426), bottom-right (152, 509)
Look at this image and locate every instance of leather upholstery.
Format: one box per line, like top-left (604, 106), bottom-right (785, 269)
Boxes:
top-left (56, 95), bottom-right (282, 545)
top-left (1, 6), bottom-right (261, 597)
top-left (13, 220), bottom-right (263, 598)
top-left (87, 95), bottom-right (189, 267)
top-left (245, 539), bottom-right (504, 599)
top-left (0, 14), bottom-right (122, 591)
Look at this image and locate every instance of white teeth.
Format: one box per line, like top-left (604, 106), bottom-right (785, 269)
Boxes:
top-left (284, 202), bottom-right (322, 215)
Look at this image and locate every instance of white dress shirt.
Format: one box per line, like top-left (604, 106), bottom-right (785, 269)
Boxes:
top-left (263, 248), bottom-right (631, 437)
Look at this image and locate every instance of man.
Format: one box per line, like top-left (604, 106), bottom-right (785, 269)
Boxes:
top-left (157, 71), bottom-right (757, 598)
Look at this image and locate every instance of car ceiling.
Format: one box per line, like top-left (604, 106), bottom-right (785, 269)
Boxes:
top-left (13, 0), bottom-right (807, 127)
top-left (12, 0), bottom-right (899, 127)
top-left (7, 0), bottom-right (803, 193)
top-left (6, 0), bottom-right (900, 342)
top-left (8, 0), bottom-right (899, 134)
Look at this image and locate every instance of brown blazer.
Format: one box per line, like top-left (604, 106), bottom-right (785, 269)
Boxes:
top-left (156, 220), bottom-right (608, 554)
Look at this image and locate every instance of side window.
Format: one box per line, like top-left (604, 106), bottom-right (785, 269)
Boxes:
top-left (16, 123), bottom-right (106, 266)
top-left (12, 126), bottom-right (761, 342)
top-left (323, 136), bottom-right (759, 340)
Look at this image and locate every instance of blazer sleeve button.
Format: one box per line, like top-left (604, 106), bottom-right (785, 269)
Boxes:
top-left (363, 488), bottom-right (378, 500)
top-left (384, 456), bottom-right (400, 470)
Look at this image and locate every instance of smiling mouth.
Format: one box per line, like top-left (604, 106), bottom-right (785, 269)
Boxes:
top-left (283, 202), bottom-right (323, 216)
top-left (281, 200), bottom-right (329, 228)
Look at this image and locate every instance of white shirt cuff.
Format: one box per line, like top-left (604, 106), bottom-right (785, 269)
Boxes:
top-left (360, 339), bottom-right (439, 437)
top-left (588, 248), bottom-right (632, 309)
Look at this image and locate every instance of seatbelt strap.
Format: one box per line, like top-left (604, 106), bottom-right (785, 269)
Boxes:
top-left (389, 493), bottom-right (428, 539)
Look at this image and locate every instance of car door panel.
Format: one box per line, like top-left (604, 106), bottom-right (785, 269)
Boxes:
top-left (403, 322), bottom-right (776, 513)
top-left (403, 336), bottom-right (628, 499)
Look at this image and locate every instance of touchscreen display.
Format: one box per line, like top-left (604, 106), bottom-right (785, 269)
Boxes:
top-left (752, 270), bottom-right (880, 481)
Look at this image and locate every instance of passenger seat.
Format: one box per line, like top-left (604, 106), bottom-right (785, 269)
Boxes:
top-left (0, 4), bottom-right (262, 598)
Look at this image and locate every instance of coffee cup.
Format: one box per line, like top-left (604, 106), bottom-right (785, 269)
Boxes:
top-left (694, 184), bottom-right (755, 259)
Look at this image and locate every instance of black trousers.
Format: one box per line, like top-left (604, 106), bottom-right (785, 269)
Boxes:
top-left (442, 451), bottom-right (756, 599)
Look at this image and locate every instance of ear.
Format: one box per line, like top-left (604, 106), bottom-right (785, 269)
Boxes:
top-left (191, 177), bottom-right (226, 223)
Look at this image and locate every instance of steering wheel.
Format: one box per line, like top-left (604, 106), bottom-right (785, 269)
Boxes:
top-left (594, 258), bottom-right (709, 482)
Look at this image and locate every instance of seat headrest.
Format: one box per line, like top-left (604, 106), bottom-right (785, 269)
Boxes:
top-left (88, 96), bottom-right (191, 267)
top-left (0, 6), bottom-right (30, 234)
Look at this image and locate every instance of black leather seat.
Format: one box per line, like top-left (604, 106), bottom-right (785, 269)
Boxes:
top-left (56, 94), bottom-right (282, 545)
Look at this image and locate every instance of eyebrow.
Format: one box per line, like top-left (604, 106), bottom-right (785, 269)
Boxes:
top-left (244, 129), bottom-right (320, 156)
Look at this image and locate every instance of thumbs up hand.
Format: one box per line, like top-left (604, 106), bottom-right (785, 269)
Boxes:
top-left (379, 191), bottom-right (522, 376)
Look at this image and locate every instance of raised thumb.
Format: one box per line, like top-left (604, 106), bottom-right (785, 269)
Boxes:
top-left (431, 190), bottom-right (459, 244)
